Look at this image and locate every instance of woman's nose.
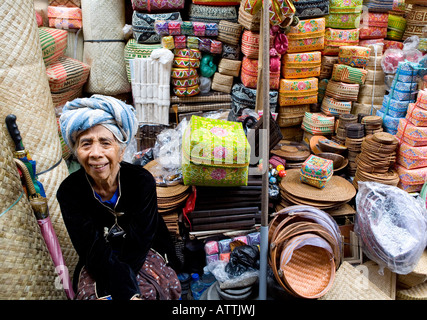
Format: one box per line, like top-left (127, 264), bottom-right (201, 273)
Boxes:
top-left (88, 142), bottom-right (103, 157)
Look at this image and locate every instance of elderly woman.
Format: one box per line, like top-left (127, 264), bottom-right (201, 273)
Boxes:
top-left (57, 94), bottom-right (181, 300)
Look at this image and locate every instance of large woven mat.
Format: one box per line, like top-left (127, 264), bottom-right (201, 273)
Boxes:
top-left (0, 0), bottom-right (78, 295)
top-left (0, 126), bottom-right (66, 300)
top-left (82, 0), bottom-right (131, 95)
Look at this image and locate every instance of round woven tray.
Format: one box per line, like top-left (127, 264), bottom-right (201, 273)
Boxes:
top-left (280, 169), bottom-right (356, 203)
top-left (280, 238), bottom-right (336, 299)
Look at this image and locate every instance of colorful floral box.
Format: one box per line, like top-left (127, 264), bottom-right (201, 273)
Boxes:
top-left (396, 164), bottom-right (426, 193)
top-left (181, 116), bottom-right (250, 186)
top-left (47, 6), bottom-right (82, 29)
top-left (337, 45), bottom-right (371, 68)
top-left (359, 26), bottom-right (387, 39)
top-left (278, 77), bottom-right (319, 106)
top-left (300, 154), bottom-right (333, 189)
top-left (397, 142), bottom-right (427, 170)
top-left (286, 17), bottom-right (326, 53)
top-left (380, 95), bottom-right (412, 118)
top-left (328, 0), bottom-right (362, 13)
top-left (361, 12), bottom-right (389, 27)
top-left (325, 13), bottom-right (361, 29)
top-left (417, 89), bottom-right (427, 109)
top-left (281, 51), bottom-right (321, 79)
top-left (396, 118), bottom-right (427, 147)
top-left (331, 64), bottom-right (368, 85)
top-left (323, 28), bottom-right (359, 55)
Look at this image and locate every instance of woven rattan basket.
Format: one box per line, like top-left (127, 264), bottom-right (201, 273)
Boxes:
top-left (0, 0), bottom-right (78, 288)
top-left (81, 0), bottom-right (131, 95)
top-left (0, 127), bottom-right (66, 300)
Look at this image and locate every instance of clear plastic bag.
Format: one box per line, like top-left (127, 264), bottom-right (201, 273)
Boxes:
top-left (355, 181), bottom-right (427, 274)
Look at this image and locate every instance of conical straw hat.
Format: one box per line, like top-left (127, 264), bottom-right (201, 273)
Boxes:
top-left (0, 0), bottom-right (77, 284)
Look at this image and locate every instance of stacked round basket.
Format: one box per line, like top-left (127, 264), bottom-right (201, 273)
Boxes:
top-left (268, 205), bottom-right (342, 299)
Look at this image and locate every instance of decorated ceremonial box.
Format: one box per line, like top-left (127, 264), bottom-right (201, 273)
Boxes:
top-left (323, 28), bottom-right (360, 55)
top-left (279, 77), bottom-right (319, 106)
top-left (286, 17), bottom-right (326, 53)
top-left (337, 46), bottom-right (371, 68)
top-left (397, 142), bottom-right (427, 170)
top-left (181, 116), bottom-right (251, 187)
top-left (282, 51), bottom-right (322, 79)
top-left (300, 154), bottom-right (333, 189)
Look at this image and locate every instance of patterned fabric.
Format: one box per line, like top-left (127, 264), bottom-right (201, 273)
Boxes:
top-left (131, 0), bottom-right (185, 11)
top-left (363, 0), bottom-right (393, 13)
top-left (47, 6), bottom-right (82, 29)
top-left (75, 250), bottom-right (181, 300)
top-left (293, 0), bottom-right (329, 18)
top-left (300, 154), bottom-right (333, 189)
top-left (182, 116), bottom-right (250, 187)
top-left (230, 82), bottom-right (278, 119)
top-left (59, 94), bottom-right (138, 150)
top-left (45, 56), bottom-right (90, 93)
top-left (188, 4), bottom-right (238, 24)
top-left (132, 11), bottom-right (182, 44)
top-left (38, 27), bottom-right (68, 66)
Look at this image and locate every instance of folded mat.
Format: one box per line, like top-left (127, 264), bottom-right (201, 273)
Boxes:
top-left (0, 0), bottom-right (77, 299)
top-left (81, 0), bottom-right (130, 95)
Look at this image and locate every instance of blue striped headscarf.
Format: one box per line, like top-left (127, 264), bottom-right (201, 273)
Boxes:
top-left (59, 94), bottom-right (138, 150)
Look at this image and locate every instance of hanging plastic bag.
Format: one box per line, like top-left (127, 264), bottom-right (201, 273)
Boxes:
top-left (355, 181), bottom-right (427, 275)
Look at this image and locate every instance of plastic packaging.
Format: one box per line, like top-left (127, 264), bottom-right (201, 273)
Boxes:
top-left (201, 266), bottom-right (216, 290)
top-left (225, 244), bottom-right (259, 277)
top-left (190, 273), bottom-right (205, 300)
top-left (355, 181), bottom-right (427, 274)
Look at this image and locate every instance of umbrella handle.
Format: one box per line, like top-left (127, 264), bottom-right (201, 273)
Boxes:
top-left (5, 114), bottom-right (25, 152)
top-left (14, 158), bottom-right (37, 196)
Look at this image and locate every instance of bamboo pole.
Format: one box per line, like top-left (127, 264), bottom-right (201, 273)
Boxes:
top-left (257, 1), bottom-right (270, 300)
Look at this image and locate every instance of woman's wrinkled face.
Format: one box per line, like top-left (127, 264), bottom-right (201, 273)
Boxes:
top-left (75, 125), bottom-right (124, 186)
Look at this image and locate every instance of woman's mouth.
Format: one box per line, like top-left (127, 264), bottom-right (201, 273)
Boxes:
top-left (91, 164), bottom-right (107, 170)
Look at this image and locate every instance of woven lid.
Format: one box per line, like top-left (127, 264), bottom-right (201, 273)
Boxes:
top-left (310, 135), bottom-right (327, 154)
top-left (397, 281), bottom-right (427, 300)
top-left (271, 140), bottom-right (311, 161)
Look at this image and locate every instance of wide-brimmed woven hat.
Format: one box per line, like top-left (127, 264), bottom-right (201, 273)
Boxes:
top-left (280, 169), bottom-right (356, 203)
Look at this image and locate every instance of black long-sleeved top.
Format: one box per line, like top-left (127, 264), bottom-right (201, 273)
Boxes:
top-left (57, 161), bottom-right (179, 300)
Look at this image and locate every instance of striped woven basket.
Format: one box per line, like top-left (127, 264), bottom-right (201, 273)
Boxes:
top-left (321, 96), bottom-right (352, 116)
top-left (331, 64), bottom-right (368, 85)
top-left (217, 20), bottom-right (243, 46)
top-left (124, 39), bottom-right (162, 82)
top-left (38, 27), bottom-right (68, 66)
top-left (45, 56), bottom-right (90, 93)
top-left (325, 80), bottom-right (360, 101)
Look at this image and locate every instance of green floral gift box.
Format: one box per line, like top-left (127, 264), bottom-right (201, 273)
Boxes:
top-left (300, 154), bottom-right (333, 189)
top-left (182, 116), bottom-right (251, 186)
